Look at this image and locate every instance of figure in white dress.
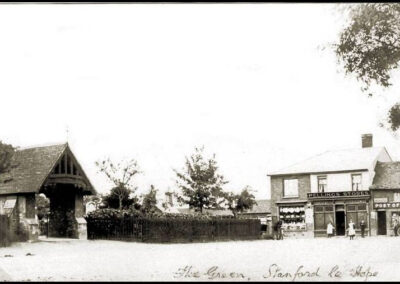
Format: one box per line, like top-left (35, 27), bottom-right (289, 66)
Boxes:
top-left (348, 219), bottom-right (356, 240)
top-left (327, 222), bottom-right (334, 238)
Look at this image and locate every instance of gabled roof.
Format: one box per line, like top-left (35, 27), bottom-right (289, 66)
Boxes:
top-left (268, 147), bottom-right (390, 176)
top-left (370, 162), bottom-right (400, 190)
top-left (0, 143), bottom-right (95, 195)
top-left (241, 199), bottom-right (271, 214)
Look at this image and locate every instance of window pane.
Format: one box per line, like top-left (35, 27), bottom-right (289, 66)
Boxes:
top-left (357, 204), bottom-right (366, 211)
top-left (347, 205), bottom-right (356, 211)
top-left (325, 213), bottom-right (334, 225)
top-left (284, 179), bottom-right (298, 197)
top-left (357, 212), bottom-right (368, 228)
top-left (315, 214), bottom-right (325, 230)
top-left (352, 174), bottom-right (362, 191)
top-left (347, 212), bottom-right (357, 228)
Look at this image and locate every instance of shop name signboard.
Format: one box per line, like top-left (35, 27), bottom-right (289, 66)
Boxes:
top-left (374, 202), bottom-right (400, 209)
top-left (307, 191), bottom-right (370, 199)
top-left (374, 197), bottom-right (388, 203)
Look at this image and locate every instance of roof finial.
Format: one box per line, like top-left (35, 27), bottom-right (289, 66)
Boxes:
top-left (65, 125), bottom-right (69, 144)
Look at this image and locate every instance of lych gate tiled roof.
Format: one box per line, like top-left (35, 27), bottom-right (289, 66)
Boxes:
top-left (0, 143), bottom-right (95, 195)
top-left (242, 199), bottom-right (271, 214)
top-left (269, 147), bottom-right (390, 176)
top-left (371, 162), bottom-right (400, 190)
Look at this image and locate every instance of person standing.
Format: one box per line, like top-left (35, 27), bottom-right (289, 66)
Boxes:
top-left (360, 219), bottom-right (366, 238)
top-left (393, 219), bottom-right (399, 237)
top-left (277, 220), bottom-right (283, 240)
top-left (327, 222), bottom-right (334, 238)
top-left (348, 219), bottom-right (356, 240)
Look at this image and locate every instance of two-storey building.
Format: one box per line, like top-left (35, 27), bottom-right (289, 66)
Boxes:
top-left (268, 134), bottom-right (392, 237)
top-left (370, 162), bottom-right (400, 236)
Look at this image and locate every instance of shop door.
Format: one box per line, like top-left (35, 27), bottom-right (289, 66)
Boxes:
top-left (335, 211), bottom-right (345, 236)
top-left (377, 211), bottom-right (387, 235)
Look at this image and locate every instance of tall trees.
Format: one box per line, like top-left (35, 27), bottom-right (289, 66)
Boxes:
top-left (174, 146), bottom-right (228, 213)
top-left (335, 3), bottom-right (400, 130)
top-left (0, 141), bottom-right (15, 174)
top-left (95, 158), bottom-right (141, 210)
top-left (141, 185), bottom-right (159, 214)
top-left (225, 186), bottom-right (257, 217)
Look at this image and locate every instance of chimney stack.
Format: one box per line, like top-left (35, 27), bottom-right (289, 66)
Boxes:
top-left (362, 134), bottom-right (373, 148)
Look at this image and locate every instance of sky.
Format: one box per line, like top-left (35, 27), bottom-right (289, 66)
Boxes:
top-left (1, 3), bottom-right (400, 200)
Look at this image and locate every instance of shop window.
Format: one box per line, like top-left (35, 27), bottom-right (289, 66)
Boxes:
top-left (391, 212), bottom-right (400, 228)
top-left (317, 176), bottom-right (327, 193)
top-left (315, 205), bottom-right (324, 212)
top-left (357, 204), bottom-right (366, 211)
top-left (278, 205), bottom-right (306, 231)
top-left (315, 214), bottom-right (325, 230)
top-left (283, 179), bottom-right (299, 198)
top-left (347, 203), bottom-right (368, 229)
top-left (314, 205), bottom-right (334, 231)
top-left (351, 174), bottom-right (362, 191)
top-left (347, 205), bottom-right (356, 211)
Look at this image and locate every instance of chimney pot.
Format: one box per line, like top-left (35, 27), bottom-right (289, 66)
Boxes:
top-left (362, 134), bottom-right (373, 148)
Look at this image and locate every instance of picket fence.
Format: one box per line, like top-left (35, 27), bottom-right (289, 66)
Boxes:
top-left (86, 216), bottom-right (261, 243)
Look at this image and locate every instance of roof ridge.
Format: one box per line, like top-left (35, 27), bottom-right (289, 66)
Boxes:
top-left (18, 142), bottom-right (67, 151)
top-left (270, 150), bottom-right (330, 174)
top-left (269, 146), bottom-right (385, 176)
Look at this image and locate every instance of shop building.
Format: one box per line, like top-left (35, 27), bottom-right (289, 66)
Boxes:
top-left (268, 134), bottom-right (392, 237)
top-left (370, 162), bottom-right (400, 236)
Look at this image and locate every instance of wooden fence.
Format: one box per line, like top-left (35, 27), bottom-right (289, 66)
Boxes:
top-left (87, 217), bottom-right (261, 243)
top-left (0, 215), bottom-right (10, 247)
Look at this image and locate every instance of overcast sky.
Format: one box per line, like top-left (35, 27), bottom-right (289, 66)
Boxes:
top-left (1, 3), bottom-right (400, 200)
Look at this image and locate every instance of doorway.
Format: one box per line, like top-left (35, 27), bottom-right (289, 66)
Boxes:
top-left (377, 211), bottom-right (387, 235)
top-left (335, 211), bottom-right (346, 236)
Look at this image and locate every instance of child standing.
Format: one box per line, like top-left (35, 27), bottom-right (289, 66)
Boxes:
top-left (348, 219), bottom-right (356, 240)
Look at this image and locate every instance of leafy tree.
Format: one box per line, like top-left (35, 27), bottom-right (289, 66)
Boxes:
top-left (141, 184), bottom-right (159, 214)
top-left (174, 146), bottom-right (228, 213)
top-left (102, 186), bottom-right (139, 210)
top-left (225, 186), bottom-right (257, 217)
top-left (83, 194), bottom-right (103, 210)
top-left (36, 193), bottom-right (50, 220)
top-left (335, 3), bottom-right (400, 130)
top-left (0, 141), bottom-right (16, 174)
top-left (95, 158), bottom-right (141, 210)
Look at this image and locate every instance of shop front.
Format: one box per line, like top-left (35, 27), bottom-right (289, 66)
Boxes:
top-left (307, 191), bottom-right (370, 237)
top-left (276, 200), bottom-right (314, 238)
top-left (370, 198), bottom-right (400, 236)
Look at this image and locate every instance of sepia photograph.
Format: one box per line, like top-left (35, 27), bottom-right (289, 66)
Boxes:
top-left (1, 1), bottom-right (400, 281)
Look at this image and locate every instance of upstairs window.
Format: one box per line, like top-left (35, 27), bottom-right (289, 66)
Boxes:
top-left (351, 174), bottom-right (362, 191)
top-left (317, 176), bottom-right (327, 193)
top-left (283, 178), bottom-right (299, 198)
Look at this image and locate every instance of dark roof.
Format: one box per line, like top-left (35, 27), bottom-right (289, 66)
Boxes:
top-left (0, 143), bottom-right (95, 195)
top-left (371, 162), bottom-right (400, 190)
top-left (241, 199), bottom-right (271, 214)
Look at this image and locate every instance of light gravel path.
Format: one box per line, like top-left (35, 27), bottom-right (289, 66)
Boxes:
top-left (0, 236), bottom-right (399, 281)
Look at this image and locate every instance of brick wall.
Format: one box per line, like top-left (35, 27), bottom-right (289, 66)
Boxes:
top-left (270, 174), bottom-right (311, 219)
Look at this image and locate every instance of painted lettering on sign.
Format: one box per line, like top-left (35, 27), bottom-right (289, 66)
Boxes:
top-left (374, 202), bottom-right (400, 209)
top-left (307, 191), bottom-right (370, 199)
top-left (374, 198), bottom-right (388, 203)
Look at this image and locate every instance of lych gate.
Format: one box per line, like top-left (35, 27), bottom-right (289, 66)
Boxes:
top-left (0, 143), bottom-right (96, 241)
